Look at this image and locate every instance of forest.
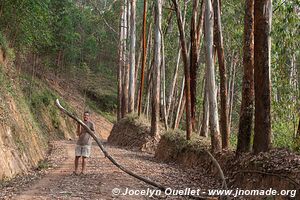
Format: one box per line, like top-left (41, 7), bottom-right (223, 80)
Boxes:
top-left (0, 0), bottom-right (299, 199)
top-left (116, 0), bottom-right (300, 153)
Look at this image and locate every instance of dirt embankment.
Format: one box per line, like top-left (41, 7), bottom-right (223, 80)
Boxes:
top-left (0, 49), bottom-right (75, 180)
top-left (107, 114), bottom-right (160, 154)
top-left (155, 133), bottom-right (300, 199)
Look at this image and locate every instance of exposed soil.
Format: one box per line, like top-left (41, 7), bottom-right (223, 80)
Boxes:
top-left (41, 71), bottom-right (113, 140)
top-left (0, 139), bottom-right (221, 200)
top-left (108, 115), bottom-right (160, 154)
top-left (156, 134), bottom-right (300, 200)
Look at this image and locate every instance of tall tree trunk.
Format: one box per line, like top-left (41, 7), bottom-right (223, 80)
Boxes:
top-left (174, 76), bottom-right (185, 129)
top-left (237, 0), bottom-right (254, 153)
top-left (151, 0), bottom-right (162, 136)
top-left (172, 0), bottom-right (192, 140)
top-left (175, 94), bottom-right (186, 129)
top-left (190, 0), bottom-right (199, 131)
top-left (169, 84), bottom-right (177, 126)
top-left (228, 55), bottom-right (237, 133)
top-left (121, 0), bottom-right (129, 117)
top-left (200, 77), bottom-right (209, 137)
top-left (213, 0), bottom-right (229, 149)
top-left (161, 33), bottom-right (168, 130)
top-left (166, 1), bottom-right (188, 120)
top-left (138, 0), bottom-right (148, 115)
top-left (196, 0), bottom-right (205, 48)
top-left (196, 78), bottom-right (205, 132)
top-left (297, 117), bottom-right (300, 137)
top-left (204, 0), bottom-right (221, 152)
top-left (166, 48), bottom-right (181, 118)
top-left (253, 0), bottom-right (272, 153)
top-left (141, 23), bottom-right (153, 111)
top-left (118, 2), bottom-right (126, 120)
top-left (145, 84), bottom-right (151, 118)
top-left (129, 0), bottom-right (136, 113)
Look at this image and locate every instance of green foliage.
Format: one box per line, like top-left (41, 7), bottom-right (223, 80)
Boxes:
top-left (0, 0), bottom-right (119, 123)
top-left (37, 160), bottom-right (52, 170)
top-left (0, 0), bottom-right (298, 153)
top-left (10, 122), bottom-right (26, 153)
top-left (162, 129), bottom-right (211, 154)
top-left (271, 0), bottom-right (300, 150)
top-left (0, 32), bottom-right (15, 61)
top-left (86, 98), bottom-right (116, 123)
top-left (19, 74), bottom-right (71, 139)
top-left (0, 64), bottom-right (16, 96)
top-left (0, 32), bottom-right (8, 52)
top-left (0, 65), bottom-right (4, 85)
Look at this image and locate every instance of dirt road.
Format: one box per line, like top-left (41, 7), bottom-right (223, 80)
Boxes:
top-left (0, 139), bottom-right (219, 200)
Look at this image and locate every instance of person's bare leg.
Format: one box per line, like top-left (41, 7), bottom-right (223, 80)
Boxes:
top-left (74, 156), bottom-right (80, 174)
top-left (81, 157), bottom-right (86, 174)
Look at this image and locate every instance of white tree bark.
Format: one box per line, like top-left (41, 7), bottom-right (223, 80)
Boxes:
top-left (151, 0), bottom-right (162, 136)
top-left (204, 0), bottom-right (221, 151)
top-left (200, 77), bottom-right (209, 137)
top-left (122, 0), bottom-right (129, 116)
top-left (173, 76), bottom-right (185, 129)
top-left (129, 0), bottom-right (136, 113)
top-left (161, 32), bottom-right (168, 130)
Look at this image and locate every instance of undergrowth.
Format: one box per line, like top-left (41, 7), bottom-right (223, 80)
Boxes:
top-left (162, 129), bottom-right (211, 154)
top-left (20, 73), bottom-right (74, 139)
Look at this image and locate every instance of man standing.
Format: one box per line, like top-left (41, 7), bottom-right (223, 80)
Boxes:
top-left (74, 111), bottom-right (95, 175)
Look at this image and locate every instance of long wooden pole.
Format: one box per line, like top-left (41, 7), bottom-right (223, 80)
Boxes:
top-left (55, 99), bottom-right (166, 190)
top-left (55, 99), bottom-right (210, 199)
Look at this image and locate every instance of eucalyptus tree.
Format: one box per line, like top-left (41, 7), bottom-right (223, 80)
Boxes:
top-left (129, 0), bottom-right (136, 113)
top-left (213, 0), bottom-right (229, 149)
top-left (151, 0), bottom-right (162, 136)
top-left (253, 0), bottom-right (272, 153)
top-left (237, 0), bottom-right (254, 153)
top-left (204, 0), bottom-right (221, 151)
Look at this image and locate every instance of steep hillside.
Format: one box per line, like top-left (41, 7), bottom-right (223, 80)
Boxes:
top-left (0, 49), bottom-right (75, 180)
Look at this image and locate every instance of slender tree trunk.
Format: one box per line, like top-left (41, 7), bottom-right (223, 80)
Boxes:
top-left (169, 85), bottom-right (177, 126)
top-left (174, 76), bottom-right (185, 129)
top-left (134, 35), bottom-right (142, 92)
top-left (172, 0), bottom-right (192, 140)
top-left (118, 2), bottom-right (125, 120)
top-left (145, 84), bottom-right (151, 118)
top-left (297, 117), bottom-right (300, 137)
top-left (200, 77), bottom-right (209, 137)
top-left (253, 0), bottom-right (272, 153)
top-left (144, 51), bottom-right (154, 115)
top-left (160, 9), bottom-right (175, 124)
top-left (138, 0), bottom-right (148, 115)
top-left (144, 60), bottom-right (154, 116)
top-left (175, 95), bottom-right (186, 129)
top-left (190, 0), bottom-right (199, 131)
top-left (122, 0), bottom-right (129, 117)
top-left (204, 0), bottom-right (221, 152)
top-left (129, 0), bottom-right (136, 113)
top-left (161, 33), bottom-right (168, 130)
top-left (237, 0), bottom-right (254, 153)
top-left (228, 56), bottom-right (237, 133)
top-left (166, 1), bottom-right (188, 120)
top-left (196, 0), bottom-right (205, 48)
top-left (151, 0), bottom-right (162, 136)
top-left (166, 48), bottom-right (181, 118)
top-left (197, 77), bottom-right (205, 132)
top-left (213, 0), bottom-right (229, 149)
